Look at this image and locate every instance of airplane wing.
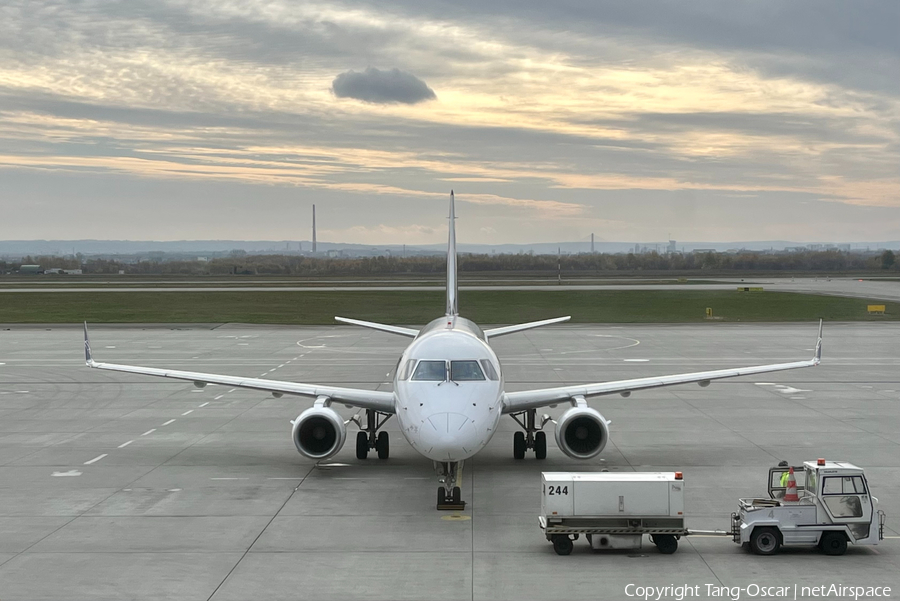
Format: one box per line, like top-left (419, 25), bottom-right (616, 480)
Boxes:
top-left (334, 317), bottom-right (418, 338)
top-left (83, 324), bottom-right (395, 413)
top-left (502, 320), bottom-right (823, 414)
top-left (485, 316), bottom-right (571, 339)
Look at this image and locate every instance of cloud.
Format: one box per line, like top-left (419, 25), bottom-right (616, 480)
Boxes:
top-left (0, 0), bottom-right (898, 243)
top-left (332, 67), bottom-right (437, 104)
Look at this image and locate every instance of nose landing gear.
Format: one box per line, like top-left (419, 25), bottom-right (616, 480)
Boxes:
top-left (352, 409), bottom-right (392, 460)
top-left (435, 461), bottom-right (466, 510)
top-left (511, 409), bottom-right (549, 460)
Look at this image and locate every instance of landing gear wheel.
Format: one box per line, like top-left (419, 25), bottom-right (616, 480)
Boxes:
top-left (654, 534), bottom-right (678, 554)
top-left (551, 535), bottom-right (574, 556)
top-left (819, 532), bottom-right (848, 556)
top-left (452, 486), bottom-right (461, 504)
top-left (375, 431), bottom-right (389, 459)
top-left (513, 431), bottom-right (526, 460)
top-left (355, 431), bottom-right (368, 460)
top-left (437, 487), bottom-right (446, 507)
top-left (535, 431), bottom-right (547, 460)
top-left (750, 527), bottom-right (781, 555)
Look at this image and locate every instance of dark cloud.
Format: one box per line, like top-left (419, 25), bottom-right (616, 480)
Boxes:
top-left (332, 67), bottom-right (437, 104)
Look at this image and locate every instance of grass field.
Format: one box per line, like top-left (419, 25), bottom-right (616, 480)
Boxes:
top-left (0, 290), bottom-right (896, 324)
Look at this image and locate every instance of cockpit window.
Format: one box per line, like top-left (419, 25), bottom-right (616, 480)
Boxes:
top-left (480, 359), bottom-right (499, 381)
top-left (450, 360), bottom-right (485, 381)
top-left (412, 360), bottom-right (447, 381)
top-left (398, 359), bottom-right (417, 381)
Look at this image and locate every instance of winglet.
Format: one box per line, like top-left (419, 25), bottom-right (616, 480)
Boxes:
top-left (814, 319), bottom-right (823, 365)
top-left (83, 322), bottom-right (94, 366)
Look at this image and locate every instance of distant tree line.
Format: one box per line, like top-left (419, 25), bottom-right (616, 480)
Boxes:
top-left (1, 250), bottom-right (897, 276)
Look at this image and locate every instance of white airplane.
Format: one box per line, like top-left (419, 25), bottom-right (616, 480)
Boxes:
top-left (84, 192), bottom-right (823, 509)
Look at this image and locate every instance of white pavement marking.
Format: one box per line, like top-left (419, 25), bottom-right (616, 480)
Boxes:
top-left (214, 395), bottom-right (224, 400)
top-left (182, 410), bottom-right (194, 415)
top-left (278, 364), bottom-right (285, 368)
top-left (161, 419), bottom-right (176, 426)
top-left (141, 429), bottom-right (156, 436)
top-left (267, 477), bottom-right (304, 480)
top-left (199, 402), bottom-right (209, 407)
top-left (52, 470), bottom-right (82, 477)
top-left (624, 359), bottom-right (649, 362)
top-left (268, 368), bottom-right (277, 372)
top-left (117, 440), bottom-right (134, 448)
top-left (756, 383), bottom-right (811, 394)
top-left (228, 388), bottom-right (236, 392)
top-left (84, 454), bottom-right (108, 465)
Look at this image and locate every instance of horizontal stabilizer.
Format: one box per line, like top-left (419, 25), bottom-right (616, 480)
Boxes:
top-left (485, 316), bottom-right (571, 339)
top-left (335, 317), bottom-right (419, 338)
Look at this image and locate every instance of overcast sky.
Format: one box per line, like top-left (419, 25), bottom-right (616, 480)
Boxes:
top-left (1, 0), bottom-right (898, 244)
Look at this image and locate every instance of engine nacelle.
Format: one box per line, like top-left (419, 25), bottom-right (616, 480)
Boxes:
top-left (292, 406), bottom-right (346, 460)
top-left (555, 406), bottom-right (610, 459)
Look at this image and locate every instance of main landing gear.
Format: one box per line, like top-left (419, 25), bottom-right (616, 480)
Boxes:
top-left (510, 409), bottom-right (549, 460)
top-left (436, 461), bottom-right (466, 510)
top-left (352, 409), bottom-right (392, 460)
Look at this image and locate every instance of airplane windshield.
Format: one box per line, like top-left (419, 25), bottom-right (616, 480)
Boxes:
top-left (450, 360), bottom-right (485, 381)
top-left (411, 360), bottom-right (447, 381)
top-left (480, 359), bottom-right (499, 381)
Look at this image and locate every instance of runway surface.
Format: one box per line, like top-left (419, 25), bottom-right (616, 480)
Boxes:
top-left (2, 277), bottom-right (900, 303)
top-left (0, 323), bottom-right (898, 600)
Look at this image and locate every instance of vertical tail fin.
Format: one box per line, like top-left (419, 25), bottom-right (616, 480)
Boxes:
top-left (446, 191), bottom-right (458, 316)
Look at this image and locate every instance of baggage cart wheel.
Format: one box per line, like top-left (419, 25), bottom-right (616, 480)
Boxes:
top-left (355, 431), bottom-right (368, 460)
top-left (535, 431), bottom-right (547, 460)
top-left (375, 431), bottom-right (389, 459)
top-left (551, 535), bottom-right (573, 556)
top-left (819, 532), bottom-right (848, 556)
top-left (654, 534), bottom-right (678, 554)
top-left (513, 431), bottom-right (526, 460)
top-left (749, 527), bottom-right (781, 555)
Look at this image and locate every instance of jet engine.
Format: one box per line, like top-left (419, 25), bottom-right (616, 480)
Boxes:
top-left (555, 406), bottom-right (609, 459)
top-left (292, 406), bottom-right (346, 460)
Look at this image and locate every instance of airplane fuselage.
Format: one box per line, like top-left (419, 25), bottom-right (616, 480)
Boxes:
top-left (394, 315), bottom-right (504, 462)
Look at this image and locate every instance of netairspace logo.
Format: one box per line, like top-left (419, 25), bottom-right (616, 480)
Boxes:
top-left (624, 583), bottom-right (892, 601)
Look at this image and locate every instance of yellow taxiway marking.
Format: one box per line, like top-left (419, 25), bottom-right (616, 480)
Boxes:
top-left (441, 514), bottom-right (471, 521)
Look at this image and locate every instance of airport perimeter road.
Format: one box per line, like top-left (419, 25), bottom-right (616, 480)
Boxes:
top-left (2, 277), bottom-right (900, 302)
top-left (0, 323), bottom-right (897, 600)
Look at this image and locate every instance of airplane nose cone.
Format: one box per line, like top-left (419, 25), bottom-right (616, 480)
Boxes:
top-left (422, 412), bottom-right (479, 461)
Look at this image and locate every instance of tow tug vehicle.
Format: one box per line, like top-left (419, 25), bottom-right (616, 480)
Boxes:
top-left (733, 458), bottom-right (886, 555)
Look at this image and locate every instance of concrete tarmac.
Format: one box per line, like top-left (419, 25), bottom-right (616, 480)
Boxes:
top-left (0, 323), bottom-right (898, 600)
